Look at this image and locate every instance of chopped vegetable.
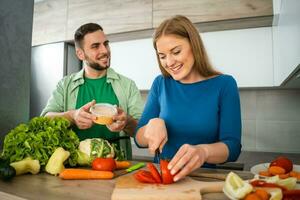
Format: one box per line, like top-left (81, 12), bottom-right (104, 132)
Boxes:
top-left (147, 163), bottom-right (162, 183)
top-left (45, 147), bottom-right (70, 175)
top-left (160, 160), bottom-right (174, 184)
top-left (250, 180), bottom-right (287, 191)
top-left (269, 166), bottom-right (286, 175)
top-left (260, 188), bottom-right (282, 200)
top-left (223, 172), bottom-right (253, 199)
top-left (59, 169), bottom-right (114, 180)
top-left (134, 161), bottom-right (173, 184)
top-left (134, 170), bottom-right (156, 183)
top-left (254, 189), bottom-right (270, 200)
top-left (10, 157), bottom-right (40, 175)
top-left (1, 117), bottom-right (79, 167)
top-left (244, 192), bottom-right (264, 200)
top-left (283, 189), bottom-right (300, 199)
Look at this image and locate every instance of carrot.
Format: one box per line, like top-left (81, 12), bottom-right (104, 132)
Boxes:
top-left (289, 171), bottom-right (299, 178)
top-left (244, 192), bottom-right (262, 200)
top-left (268, 166), bottom-right (286, 175)
top-left (254, 189), bottom-right (270, 200)
top-left (279, 173), bottom-right (290, 179)
top-left (59, 169), bottom-right (114, 180)
top-left (115, 161), bottom-right (131, 169)
top-left (259, 170), bottom-right (271, 177)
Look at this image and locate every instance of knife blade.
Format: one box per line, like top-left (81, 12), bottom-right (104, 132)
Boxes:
top-left (114, 162), bottom-right (145, 178)
top-left (155, 148), bottom-right (161, 163)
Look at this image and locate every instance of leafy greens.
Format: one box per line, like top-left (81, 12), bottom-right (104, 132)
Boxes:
top-left (1, 117), bottom-right (79, 167)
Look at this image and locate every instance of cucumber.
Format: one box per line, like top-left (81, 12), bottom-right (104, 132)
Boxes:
top-left (0, 157), bottom-right (16, 181)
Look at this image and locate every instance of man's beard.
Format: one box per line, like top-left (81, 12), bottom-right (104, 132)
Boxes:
top-left (84, 54), bottom-right (110, 71)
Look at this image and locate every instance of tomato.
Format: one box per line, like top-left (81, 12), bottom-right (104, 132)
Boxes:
top-left (147, 163), bottom-right (162, 183)
top-left (134, 170), bottom-right (156, 183)
top-left (92, 158), bottom-right (116, 171)
top-left (160, 160), bottom-right (174, 184)
top-left (270, 156), bottom-right (293, 173)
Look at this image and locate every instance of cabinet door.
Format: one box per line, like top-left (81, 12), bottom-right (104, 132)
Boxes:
top-left (153, 0), bottom-right (273, 27)
top-left (32, 0), bottom-right (68, 46)
top-left (66, 0), bottom-right (152, 40)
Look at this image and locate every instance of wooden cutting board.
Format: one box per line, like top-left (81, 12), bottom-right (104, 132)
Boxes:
top-left (111, 174), bottom-right (224, 200)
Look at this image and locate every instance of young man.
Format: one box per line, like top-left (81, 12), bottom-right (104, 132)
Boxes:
top-left (41, 23), bottom-right (144, 160)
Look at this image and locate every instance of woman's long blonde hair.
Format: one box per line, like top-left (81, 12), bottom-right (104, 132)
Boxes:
top-left (153, 15), bottom-right (220, 77)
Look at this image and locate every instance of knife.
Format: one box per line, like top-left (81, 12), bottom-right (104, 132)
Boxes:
top-left (114, 162), bottom-right (145, 178)
top-left (155, 148), bottom-right (161, 163)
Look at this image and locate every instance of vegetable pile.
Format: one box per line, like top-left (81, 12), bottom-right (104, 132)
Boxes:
top-left (223, 171), bottom-right (300, 200)
top-left (1, 117), bottom-right (79, 167)
top-left (259, 156), bottom-right (300, 180)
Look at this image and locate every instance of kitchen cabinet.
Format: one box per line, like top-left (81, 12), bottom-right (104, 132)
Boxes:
top-left (66, 0), bottom-right (152, 40)
top-left (32, 0), bottom-right (273, 46)
top-left (153, 0), bottom-right (273, 28)
top-left (273, 0), bottom-right (300, 87)
top-left (32, 0), bottom-right (68, 46)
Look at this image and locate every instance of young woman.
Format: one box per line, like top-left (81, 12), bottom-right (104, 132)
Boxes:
top-left (135, 15), bottom-right (242, 182)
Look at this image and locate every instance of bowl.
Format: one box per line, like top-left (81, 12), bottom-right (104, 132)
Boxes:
top-left (90, 103), bottom-right (117, 125)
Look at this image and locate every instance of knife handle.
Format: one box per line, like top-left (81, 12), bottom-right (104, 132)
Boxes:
top-left (126, 162), bottom-right (145, 172)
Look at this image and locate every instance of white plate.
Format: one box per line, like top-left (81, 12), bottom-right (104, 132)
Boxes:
top-left (250, 163), bottom-right (300, 182)
top-left (251, 163), bottom-right (300, 174)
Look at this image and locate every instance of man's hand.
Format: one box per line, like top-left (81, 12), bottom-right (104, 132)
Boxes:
top-left (106, 107), bottom-right (127, 132)
top-left (72, 100), bottom-right (96, 129)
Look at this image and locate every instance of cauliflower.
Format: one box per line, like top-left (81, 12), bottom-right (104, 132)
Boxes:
top-left (77, 138), bottom-right (123, 166)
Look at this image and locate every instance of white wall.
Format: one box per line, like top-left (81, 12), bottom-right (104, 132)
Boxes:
top-left (202, 27), bottom-right (273, 87)
top-left (110, 39), bottom-right (159, 90)
top-left (110, 27), bottom-right (274, 89)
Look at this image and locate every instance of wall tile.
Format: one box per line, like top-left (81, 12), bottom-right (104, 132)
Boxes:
top-left (256, 90), bottom-right (300, 121)
top-left (239, 90), bottom-right (257, 120)
top-left (256, 120), bottom-right (300, 152)
top-left (241, 119), bottom-right (256, 151)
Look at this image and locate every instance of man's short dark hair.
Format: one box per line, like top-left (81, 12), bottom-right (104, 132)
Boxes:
top-left (74, 23), bottom-right (103, 48)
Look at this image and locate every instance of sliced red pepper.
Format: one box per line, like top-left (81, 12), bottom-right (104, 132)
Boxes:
top-left (250, 180), bottom-right (287, 191)
top-left (160, 160), bottom-right (174, 184)
top-left (283, 189), bottom-right (300, 200)
top-left (134, 170), bottom-right (157, 183)
top-left (147, 163), bottom-right (162, 183)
